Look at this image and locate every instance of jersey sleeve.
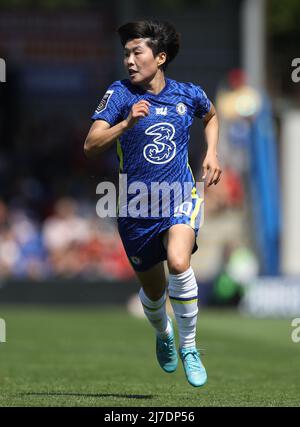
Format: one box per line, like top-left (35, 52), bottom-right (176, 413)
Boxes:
top-left (91, 82), bottom-right (126, 126)
top-left (193, 85), bottom-right (211, 119)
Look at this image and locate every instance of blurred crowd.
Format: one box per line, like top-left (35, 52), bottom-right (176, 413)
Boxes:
top-left (0, 197), bottom-right (135, 281)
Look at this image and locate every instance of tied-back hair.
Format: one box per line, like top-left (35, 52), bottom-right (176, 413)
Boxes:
top-left (117, 20), bottom-right (180, 71)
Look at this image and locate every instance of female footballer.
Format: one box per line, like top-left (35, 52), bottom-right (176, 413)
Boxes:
top-left (84, 20), bottom-right (221, 387)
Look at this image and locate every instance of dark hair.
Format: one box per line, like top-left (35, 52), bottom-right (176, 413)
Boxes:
top-left (117, 20), bottom-right (180, 71)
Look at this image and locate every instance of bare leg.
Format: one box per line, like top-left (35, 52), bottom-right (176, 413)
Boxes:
top-left (135, 261), bottom-right (167, 301)
top-left (162, 224), bottom-right (195, 273)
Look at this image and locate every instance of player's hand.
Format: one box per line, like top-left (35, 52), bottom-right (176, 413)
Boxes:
top-left (202, 152), bottom-right (222, 186)
top-left (124, 100), bottom-right (151, 129)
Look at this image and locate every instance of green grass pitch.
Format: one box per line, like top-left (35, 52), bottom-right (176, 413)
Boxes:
top-left (0, 305), bottom-right (299, 407)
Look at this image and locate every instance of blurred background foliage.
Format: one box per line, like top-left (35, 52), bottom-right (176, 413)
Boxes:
top-left (268, 0), bottom-right (300, 34)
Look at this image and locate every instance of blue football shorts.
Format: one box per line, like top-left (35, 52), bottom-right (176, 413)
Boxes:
top-left (117, 190), bottom-right (204, 272)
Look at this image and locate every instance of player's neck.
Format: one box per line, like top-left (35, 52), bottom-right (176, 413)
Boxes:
top-left (141, 72), bottom-right (166, 95)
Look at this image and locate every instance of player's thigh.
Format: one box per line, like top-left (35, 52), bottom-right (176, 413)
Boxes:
top-left (162, 224), bottom-right (195, 274)
top-left (135, 261), bottom-right (167, 300)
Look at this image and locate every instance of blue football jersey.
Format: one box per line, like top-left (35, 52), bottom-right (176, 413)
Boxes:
top-left (91, 78), bottom-right (210, 219)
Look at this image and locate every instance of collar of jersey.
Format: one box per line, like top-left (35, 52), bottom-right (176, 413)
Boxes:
top-left (129, 78), bottom-right (170, 98)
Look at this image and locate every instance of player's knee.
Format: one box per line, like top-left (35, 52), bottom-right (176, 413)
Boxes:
top-left (167, 258), bottom-right (190, 275)
top-left (142, 287), bottom-right (165, 301)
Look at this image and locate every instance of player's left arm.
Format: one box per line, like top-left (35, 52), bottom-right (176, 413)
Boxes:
top-left (202, 103), bottom-right (222, 186)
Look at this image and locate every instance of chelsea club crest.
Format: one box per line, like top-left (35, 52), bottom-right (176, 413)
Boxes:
top-left (176, 102), bottom-right (187, 116)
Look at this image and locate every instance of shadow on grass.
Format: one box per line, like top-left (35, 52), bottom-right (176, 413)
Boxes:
top-left (21, 392), bottom-right (154, 400)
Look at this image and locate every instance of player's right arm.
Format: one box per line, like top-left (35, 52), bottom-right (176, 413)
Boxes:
top-left (84, 100), bottom-right (150, 158)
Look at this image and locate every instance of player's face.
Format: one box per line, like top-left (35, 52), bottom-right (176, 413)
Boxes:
top-left (124, 38), bottom-right (162, 85)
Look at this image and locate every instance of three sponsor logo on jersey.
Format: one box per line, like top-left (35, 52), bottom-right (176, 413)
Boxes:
top-left (144, 122), bottom-right (176, 164)
top-left (145, 103), bottom-right (187, 164)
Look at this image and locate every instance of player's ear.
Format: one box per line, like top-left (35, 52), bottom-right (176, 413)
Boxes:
top-left (157, 52), bottom-right (167, 67)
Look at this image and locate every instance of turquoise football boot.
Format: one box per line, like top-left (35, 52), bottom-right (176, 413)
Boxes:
top-left (156, 318), bottom-right (178, 373)
top-left (179, 347), bottom-right (207, 387)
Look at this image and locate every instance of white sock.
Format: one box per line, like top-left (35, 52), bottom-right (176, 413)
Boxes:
top-left (139, 288), bottom-right (171, 338)
top-left (168, 266), bottom-right (198, 348)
